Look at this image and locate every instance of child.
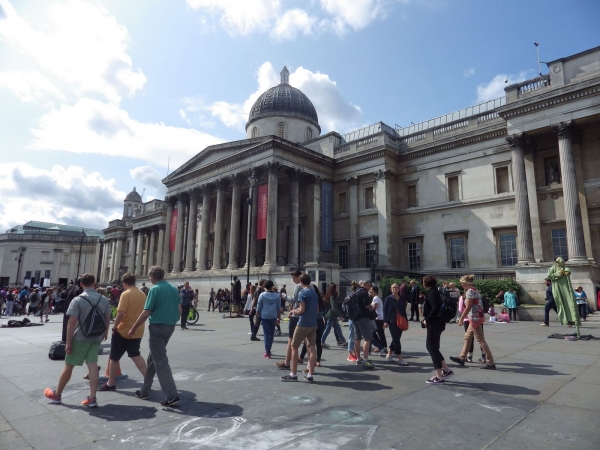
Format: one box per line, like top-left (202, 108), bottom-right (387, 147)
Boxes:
top-left (488, 305), bottom-right (497, 322)
top-left (497, 307), bottom-right (510, 323)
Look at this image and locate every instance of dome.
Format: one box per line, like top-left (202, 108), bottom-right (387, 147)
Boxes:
top-left (246, 67), bottom-right (320, 132)
top-left (125, 187), bottom-right (142, 202)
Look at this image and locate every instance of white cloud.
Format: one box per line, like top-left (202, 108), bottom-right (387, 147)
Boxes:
top-left (463, 68), bottom-right (475, 78)
top-left (0, 162), bottom-right (124, 231)
top-left (476, 70), bottom-right (531, 103)
top-left (0, 0), bottom-right (146, 104)
top-left (30, 98), bottom-right (224, 169)
top-left (320, 0), bottom-right (392, 33)
top-left (205, 62), bottom-right (362, 134)
top-left (273, 9), bottom-right (316, 40)
top-left (0, 70), bottom-right (66, 105)
top-left (129, 165), bottom-right (166, 195)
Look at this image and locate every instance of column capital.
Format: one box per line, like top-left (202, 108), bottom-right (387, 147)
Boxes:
top-left (199, 183), bottom-right (213, 197)
top-left (166, 195), bottom-right (178, 207)
top-left (287, 168), bottom-right (303, 181)
top-left (178, 191), bottom-right (190, 204)
top-left (505, 132), bottom-right (526, 149)
top-left (188, 188), bottom-right (201, 200)
top-left (309, 174), bottom-right (323, 186)
top-left (265, 161), bottom-right (281, 175)
top-left (229, 173), bottom-right (244, 186)
top-left (374, 169), bottom-right (392, 180)
top-left (347, 176), bottom-right (358, 187)
top-left (215, 178), bottom-right (228, 192)
top-left (553, 120), bottom-right (573, 139)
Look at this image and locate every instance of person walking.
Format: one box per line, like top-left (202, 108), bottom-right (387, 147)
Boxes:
top-left (422, 275), bottom-right (453, 384)
top-left (275, 270), bottom-right (304, 371)
top-left (370, 286), bottom-right (387, 356)
top-left (458, 290), bottom-right (485, 363)
top-left (179, 281), bottom-right (194, 330)
top-left (503, 288), bottom-right (518, 322)
top-left (321, 283), bottom-right (346, 348)
top-left (39, 288), bottom-right (52, 323)
top-left (541, 278), bottom-right (557, 327)
top-left (250, 280), bottom-right (266, 341)
top-left (300, 285), bottom-right (326, 368)
top-left (409, 280), bottom-right (420, 321)
top-left (129, 266), bottom-right (181, 407)
top-left (574, 286), bottom-right (588, 322)
top-left (256, 280), bottom-right (281, 358)
top-left (451, 274), bottom-right (496, 370)
top-left (208, 287), bottom-right (216, 312)
top-left (383, 283), bottom-right (408, 366)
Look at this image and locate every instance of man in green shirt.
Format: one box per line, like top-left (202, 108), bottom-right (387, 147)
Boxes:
top-left (129, 266), bottom-right (181, 407)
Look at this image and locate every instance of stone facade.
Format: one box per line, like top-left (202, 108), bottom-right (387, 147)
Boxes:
top-left (97, 46), bottom-right (600, 308)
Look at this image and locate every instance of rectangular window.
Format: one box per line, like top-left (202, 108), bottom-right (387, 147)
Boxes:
top-left (499, 233), bottom-right (517, 266)
top-left (450, 238), bottom-right (466, 268)
top-left (407, 184), bottom-right (417, 208)
top-left (365, 242), bottom-right (376, 268)
top-left (338, 245), bottom-right (348, 269)
top-left (125, 240), bottom-right (130, 253)
top-left (495, 166), bottom-right (510, 194)
top-left (364, 186), bottom-right (375, 210)
top-left (338, 192), bottom-right (347, 214)
top-left (25, 271), bottom-right (32, 280)
top-left (552, 229), bottom-right (568, 260)
top-left (408, 241), bottom-right (421, 271)
top-left (34, 270), bottom-right (41, 285)
top-left (44, 270), bottom-right (51, 279)
top-left (448, 176), bottom-right (459, 201)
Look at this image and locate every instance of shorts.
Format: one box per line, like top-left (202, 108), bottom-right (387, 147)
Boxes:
top-left (288, 316), bottom-right (299, 339)
top-left (353, 317), bottom-right (374, 342)
top-left (65, 340), bottom-right (101, 366)
top-left (291, 325), bottom-right (317, 348)
top-left (109, 332), bottom-right (142, 361)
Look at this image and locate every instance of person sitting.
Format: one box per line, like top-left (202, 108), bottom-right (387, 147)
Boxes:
top-left (496, 308), bottom-right (510, 323)
top-left (488, 305), bottom-right (496, 322)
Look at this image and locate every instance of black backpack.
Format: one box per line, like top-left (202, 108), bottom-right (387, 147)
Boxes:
top-left (78, 294), bottom-right (108, 338)
top-left (342, 289), bottom-right (365, 320)
top-left (438, 288), bottom-right (458, 323)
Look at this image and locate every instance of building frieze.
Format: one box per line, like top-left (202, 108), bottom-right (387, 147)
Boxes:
top-left (392, 192), bottom-right (515, 215)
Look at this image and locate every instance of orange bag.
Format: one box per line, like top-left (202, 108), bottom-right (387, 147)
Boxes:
top-left (396, 312), bottom-right (409, 331)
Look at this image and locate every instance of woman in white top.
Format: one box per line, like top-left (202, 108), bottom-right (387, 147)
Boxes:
top-left (370, 286), bottom-right (388, 356)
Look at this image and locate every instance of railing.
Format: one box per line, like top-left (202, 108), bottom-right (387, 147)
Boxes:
top-left (333, 144), bottom-right (351, 155)
top-left (516, 75), bottom-right (550, 95)
top-left (433, 120), bottom-right (469, 136)
top-left (339, 122), bottom-right (398, 144)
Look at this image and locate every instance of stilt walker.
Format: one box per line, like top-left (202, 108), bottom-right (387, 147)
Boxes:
top-left (547, 257), bottom-right (581, 338)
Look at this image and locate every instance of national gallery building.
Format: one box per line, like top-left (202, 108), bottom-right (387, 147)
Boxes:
top-left (101, 46), bottom-right (600, 304)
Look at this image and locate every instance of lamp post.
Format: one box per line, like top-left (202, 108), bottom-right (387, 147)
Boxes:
top-left (76, 229), bottom-right (86, 279)
top-left (369, 235), bottom-right (377, 283)
top-left (245, 172), bottom-right (257, 286)
top-left (14, 247), bottom-right (26, 288)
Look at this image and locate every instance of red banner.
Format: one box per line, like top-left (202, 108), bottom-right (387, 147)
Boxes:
top-left (256, 184), bottom-right (268, 240)
top-left (169, 208), bottom-right (178, 252)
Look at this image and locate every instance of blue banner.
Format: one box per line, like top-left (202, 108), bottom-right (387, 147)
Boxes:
top-left (321, 181), bottom-right (333, 252)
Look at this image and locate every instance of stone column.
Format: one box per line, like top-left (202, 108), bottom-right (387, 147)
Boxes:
top-left (375, 169), bottom-right (393, 268)
top-left (348, 177), bottom-right (359, 267)
top-left (131, 233), bottom-right (138, 274)
top-left (156, 225), bottom-right (165, 269)
top-left (306, 175), bottom-right (321, 263)
top-left (148, 228), bottom-right (156, 268)
top-left (162, 197), bottom-right (176, 269)
top-left (212, 180), bottom-right (227, 270)
top-left (114, 238), bottom-right (123, 283)
top-left (264, 162), bottom-right (280, 268)
top-left (100, 242), bottom-right (108, 282)
top-left (227, 176), bottom-right (243, 269)
top-left (68, 249), bottom-right (77, 282)
top-left (172, 194), bottom-right (187, 273)
top-left (506, 134), bottom-right (535, 263)
top-left (288, 169), bottom-right (300, 268)
top-left (184, 191), bottom-right (199, 272)
top-left (554, 121), bottom-right (587, 261)
top-left (52, 249), bottom-right (62, 285)
top-left (244, 175), bottom-right (259, 268)
top-left (135, 231), bottom-right (144, 276)
top-left (198, 185), bottom-right (213, 270)
top-left (107, 240), bottom-right (115, 281)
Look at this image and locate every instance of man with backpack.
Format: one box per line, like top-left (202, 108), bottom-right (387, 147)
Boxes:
top-left (44, 273), bottom-right (111, 407)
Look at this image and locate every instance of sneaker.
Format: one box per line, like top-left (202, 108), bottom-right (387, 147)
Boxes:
top-left (322, 343), bottom-right (330, 349)
top-left (134, 390), bottom-right (149, 400)
top-left (275, 362), bottom-right (290, 370)
top-left (466, 356), bottom-right (473, 363)
top-left (248, 332), bottom-right (252, 335)
top-left (478, 357), bottom-right (487, 364)
top-left (379, 348), bottom-right (387, 357)
top-left (480, 363), bottom-right (497, 370)
top-left (275, 330), bottom-right (282, 336)
top-left (338, 341), bottom-right (348, 346)
top-left (280, 374), bottom-right (298, 382)
top-left (442, 369), bottom-right (454, 379)
top-left (250, 337), bottom-right (260, 341)
top-left (356, 358), bottom-right (364, 366)
top-left (449, 356), bottom-right (465, 367)
top-left (160, 396), bottom-right (181, 407)
top-left (397, 359), bottom-right (409, 366)
top-left (302, 368), bottom-right (316, 374)
top-left (262, 353), bottom-right (270, 358)
top-left (362, 360), bottom-right (375, 369)
top-left (44, 388), bottom-right (62, 404)
top-left (347, 354), bottom-right (357, 362)
top-left (540, 323), bottom-right (548, 326)
top-left (304, 375), bottom-right (315, 383)
top-left (426, 376), bottom-right (444, 384)
top-left (386, 356), bottom-right (396, 363)
top-left (81, 396), bottom-right (98, 408)
top-left (99, 383), bottom-right (116, 391)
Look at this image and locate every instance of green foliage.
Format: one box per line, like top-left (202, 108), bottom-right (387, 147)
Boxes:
top-left (110, 305), bottom-right (118, 320)
top-left (379, 276), bottom-right (523, 302)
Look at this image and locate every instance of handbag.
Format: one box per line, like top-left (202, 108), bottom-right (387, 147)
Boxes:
top-left (396, 311), bottom-right (409, 331)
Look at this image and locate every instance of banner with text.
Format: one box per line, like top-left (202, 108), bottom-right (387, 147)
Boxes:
top-left (321, 180), bottom-right (333, 251)
top-left (169, 208), bottom-right (178, 252)
top-left (256, 184), bottom-right (268, 240)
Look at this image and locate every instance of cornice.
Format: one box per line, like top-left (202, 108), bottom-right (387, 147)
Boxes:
top-left (392, 192), bottom-right (515, 215)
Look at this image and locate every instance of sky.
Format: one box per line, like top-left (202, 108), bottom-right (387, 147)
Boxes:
top-left (0, 0), bottom-right (598, 232)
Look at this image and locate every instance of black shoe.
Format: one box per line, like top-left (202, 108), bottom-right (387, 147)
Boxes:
top-left (304, 375), bottom-right (315, 383)
top-left (449, 356), bottom-right (465, 367)
top-left (280, 375), bottom-right (298, 382)
top-left (409, 317), bottom-right (414, 321)
top-left (250, 337), bottom-right (260, 341)
top-left (480, 363), bottom-right (496, 370)
top-left (134, 390), bottom-right (149, 400)
top-left (160, 396), bottom-right (181, 407)
top-left (99, 383), bottom-right (116, 391)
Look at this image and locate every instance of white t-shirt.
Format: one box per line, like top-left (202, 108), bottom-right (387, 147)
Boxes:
top-left (371, 296), bottom-right (384, 320)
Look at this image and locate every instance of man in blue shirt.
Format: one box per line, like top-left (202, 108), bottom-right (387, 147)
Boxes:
top-left (179, 281), bottom-right (194, 330)
top-left (281, 273), bottom-right (318, 383)
top-left (541, 277), bottom-right (557, 327)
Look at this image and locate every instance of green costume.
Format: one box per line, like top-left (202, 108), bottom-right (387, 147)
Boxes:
top-left (547, 257), bottom-right (581, 338)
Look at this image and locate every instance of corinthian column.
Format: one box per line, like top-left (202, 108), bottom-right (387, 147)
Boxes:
top-left (135, 232), bottom-right (144, 275)
top-left (506, 133), bottom-right (534, 263)
top-left (227, 175), bottom-right (242, 269)
top-left (162, 197), bottom-right (176, 269)
top-left (288, 169), bottom-right (301, 268)
top-left (554, 121), bottom-right (587, 261)
top-left (148, 227), bottom-right (156, 267)
top-left (348, 177), bottom-right (358, 267)
top-left (156, 225), bottom-right (165, 269)
top-left (184, 190), bottom-right (199, 272)
top-left (172, 194), bottom-right (187, 273)
top-left (264, 162), bottom-right (280, 268)
top-left (212, 180), bottom-right (226, 270)
top-left (198, 185), bottom-right (213, 270)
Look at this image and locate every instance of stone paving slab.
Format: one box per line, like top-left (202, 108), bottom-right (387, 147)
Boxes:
top-left (1, 311), bottom-right (599, 450)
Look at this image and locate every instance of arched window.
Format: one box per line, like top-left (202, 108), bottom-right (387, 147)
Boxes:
top-left (305, 127), bottom-right (313, 141)
top-left (277, 122), bottom-right (285, 138)
top-left (252, 126), bottom-right (258, 138)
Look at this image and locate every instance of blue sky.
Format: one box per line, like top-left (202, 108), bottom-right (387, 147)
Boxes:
top-left (0, 0), bottom-right (598, 231)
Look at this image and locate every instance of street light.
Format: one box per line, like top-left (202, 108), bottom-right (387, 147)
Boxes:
top-left (245, 171), bottom-right (257, 286)
top-left (369, 235), bottom-right (377, 283)
top-left (14, 247), bottom-right (26, 288)
top-left (76, 229), bottom-right (86, 279)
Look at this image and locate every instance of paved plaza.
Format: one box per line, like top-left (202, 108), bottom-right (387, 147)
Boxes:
top-left (1, 311), bottom-right (599, 450)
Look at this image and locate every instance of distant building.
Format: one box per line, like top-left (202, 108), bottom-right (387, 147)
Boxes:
top-left (0, 221), bottom-right (104, 287)
top-left (93, 46), bottom-right (599, 306)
